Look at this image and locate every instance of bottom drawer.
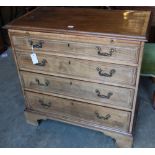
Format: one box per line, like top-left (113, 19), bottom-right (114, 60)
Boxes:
top-left (25, 91), bottom-right (131, 132)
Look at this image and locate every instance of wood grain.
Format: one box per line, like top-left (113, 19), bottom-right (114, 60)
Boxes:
top-left (16, 52), bottom-right (137, 87)
top-left (11, 34), bottom-right (140, 65)
top-left (10, 30), bottom-right (142, 46)
top-left (6, 7), bottom-right (150, 147)
top-left (8, 32), bottom-right (30, 108)
top-left (103, 130), bottom-right (133, 147)
top-left (5, 7), bottom-right (151, 40)
top-left (129, 42), bottom-right (145, 133)
top-left (21, 71), bottom-right (134, 110)
top-left (24, 110), bottom-right (133, 147)
top-left (25, 91), bottom-right (131, 132)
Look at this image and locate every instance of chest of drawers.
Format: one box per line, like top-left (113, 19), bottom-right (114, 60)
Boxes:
top-left (5, 7), bottom-right (150, 147)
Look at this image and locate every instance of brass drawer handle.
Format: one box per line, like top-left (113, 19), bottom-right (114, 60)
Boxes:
top-left (35, 59), bottom-right (47, 66)
top-left (95, 111), bottom-right (111, 120)
top-left (96, 67), bottom-right (116, 77)
top-left (39, 99), bottom-right (51, 108)
top-left (96, 46), bottom-right (116, 56)
top-left (29, 40), bottom-right (44, 48)
top-left (95, 89), bottom-right (113, 99)
top-left (35, 78), bottom-right (49, 87)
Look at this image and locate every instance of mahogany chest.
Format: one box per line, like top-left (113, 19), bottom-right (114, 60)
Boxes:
top-left (5, 7), bottom-right (151, 147)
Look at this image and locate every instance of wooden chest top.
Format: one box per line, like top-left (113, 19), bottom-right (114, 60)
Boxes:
top-left (5, 7), bottom-right (151, 40)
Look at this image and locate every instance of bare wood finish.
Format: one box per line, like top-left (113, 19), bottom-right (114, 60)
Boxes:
top-left (25, 107), bottom-right (133, 147)
top-left (7, 32), bottom-right (31, 109)
top-left (24, 110), bottom-right (47, 126)
top-left (24, 110), bottom-right (133, 147)
top-left (10, 30), bottom-right (141, 46)
top-left (129, 42), bottom-right (145, 132)
top-left (103, 130), bottom-right (133, 147)
top-left (6, 7), bottom-right (150, 147)
top-left (11, 34), bottom-right (140, 65)
top-left (21, 71), bottom-right (134, 110)
top-left (25, 91), bottom-right (131, 132)
top-left (16, 52), bottom-right (137, 87)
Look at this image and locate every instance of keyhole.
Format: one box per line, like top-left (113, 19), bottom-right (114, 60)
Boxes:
top-left (70, 81), bottom-right (72, 85)
top-left (68, 43), bottom-right (70, 47)
top-left (110, 39), bottom-right (114, 43)
top-left (68, 60), bottom-right (71, 64)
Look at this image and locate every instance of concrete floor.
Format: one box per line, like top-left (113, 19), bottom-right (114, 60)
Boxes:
top-left (0, 49), bottom-right (155, 148)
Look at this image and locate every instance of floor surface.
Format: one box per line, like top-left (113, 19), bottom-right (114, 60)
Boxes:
top-left (0, 49), bottom-right (155, 148)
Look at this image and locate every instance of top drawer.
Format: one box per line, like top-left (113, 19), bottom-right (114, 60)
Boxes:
top-left (11, 33), bottom-right (140, 65)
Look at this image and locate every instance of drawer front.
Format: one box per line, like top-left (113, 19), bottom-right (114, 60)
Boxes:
top-left (21, 71), bottom-right (134, 109)
top-left (17, 52), bottom-right (137, 86)
top-left (25, 91), bottom-right (131, 132)
top-left (12, 35), bottom-right (139, 64)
